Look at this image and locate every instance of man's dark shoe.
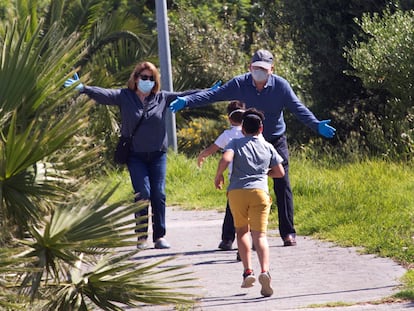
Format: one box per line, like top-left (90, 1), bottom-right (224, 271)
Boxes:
top-left (283, 234), bottom-right (297, 246)
top-left (218, 240), bottom-right (233, 251)
top-left (236, 251), bottom-right (241, 262)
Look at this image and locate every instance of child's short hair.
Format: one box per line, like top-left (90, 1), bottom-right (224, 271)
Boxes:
top-left (242, 108), bottom-right (264, 134)
top-left (227, 101), bottom-right (245, 124)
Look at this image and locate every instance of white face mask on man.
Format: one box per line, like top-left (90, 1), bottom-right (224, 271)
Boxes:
top-left (251, 68), bottom-right (269, 83)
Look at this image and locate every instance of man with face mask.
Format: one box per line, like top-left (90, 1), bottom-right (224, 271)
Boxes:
top-left (170, 49), bottom-right (336, 247)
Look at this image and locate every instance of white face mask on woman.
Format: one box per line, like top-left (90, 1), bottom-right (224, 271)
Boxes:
top-left (137, 79), bottom-right (155, 94)
top-left (251, 68), bottom-right (269, 83)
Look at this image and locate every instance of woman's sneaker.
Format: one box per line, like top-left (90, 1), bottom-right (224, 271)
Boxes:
top-left (258, 271), bottom-right (273, 297)
top-left (154, 237), bottom-right (171, 249)
top-left (137, 237), bottom-right (148, 250)
top-left (241, 269), bottom-right (255, 288)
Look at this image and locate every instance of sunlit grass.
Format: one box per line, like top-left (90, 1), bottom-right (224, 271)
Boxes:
top-left (166, 151), bottom-right (228, 210)
top-left (291, 158), bottom-right (414, 264)
top-left (395, 269), bottom-right (414, 300)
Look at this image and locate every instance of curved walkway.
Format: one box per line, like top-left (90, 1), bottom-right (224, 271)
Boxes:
top-left (134, 207), bottom-right (412, 311)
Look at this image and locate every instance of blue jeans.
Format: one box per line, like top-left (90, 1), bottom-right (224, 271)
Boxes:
top-left (270, 135), bottom-right (296, 239)
top-left (127, 151), bottom-right (167, 242)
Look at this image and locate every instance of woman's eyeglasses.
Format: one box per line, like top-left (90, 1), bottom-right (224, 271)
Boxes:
top-left (138, 74), bottom-right (154, 81)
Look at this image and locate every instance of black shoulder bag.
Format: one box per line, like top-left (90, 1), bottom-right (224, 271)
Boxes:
top-left (114, 117), bottom-right (144, 165)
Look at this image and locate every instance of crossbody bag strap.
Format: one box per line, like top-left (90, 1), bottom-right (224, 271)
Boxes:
top-left (130, 115), bottom-right (144, 138)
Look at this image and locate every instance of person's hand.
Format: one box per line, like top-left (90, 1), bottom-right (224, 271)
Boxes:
top-left (214, 174), bottom-right (225, 190)
top-left (169, 97), bottom-right (187, 113)
top-left (64, 73), bottom-right (84, 91)
top-left (210, 80), bottom-right (222, 91)
top-left (197, 155), bottom-right (205, 168)
top-left (318, 119), bottom-right (336, 138)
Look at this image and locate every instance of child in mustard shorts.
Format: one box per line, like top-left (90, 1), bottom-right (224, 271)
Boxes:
top-left (214, 108), bottom-right (285, 297)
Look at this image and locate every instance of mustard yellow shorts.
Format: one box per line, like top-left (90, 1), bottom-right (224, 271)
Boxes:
top-left (227, 189), bottom-right (272, 233)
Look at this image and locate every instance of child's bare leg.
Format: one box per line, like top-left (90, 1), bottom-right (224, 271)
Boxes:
top-left (251, 230), bottom-right (269, 272)
top-left (236, 224), bottom-right (252, 270)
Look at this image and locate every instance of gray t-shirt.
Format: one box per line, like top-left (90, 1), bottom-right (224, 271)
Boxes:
top-left (224, 136), bottom-right (283, 192)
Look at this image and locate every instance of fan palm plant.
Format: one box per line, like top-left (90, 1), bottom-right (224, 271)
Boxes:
top-left (0, 1), bottom-right (197, 309)
top-left (1, 187), bottom-right (196, 310)
top-left (16, 187), bottom-right (196, 309)
top-left (0, 16), bottom-right (92, 238)
top-left (0, 246), bottom-right (34, 310)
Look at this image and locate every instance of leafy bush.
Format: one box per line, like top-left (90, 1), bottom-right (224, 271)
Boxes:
top-left (346, 9), bottom-right (414, 104)
top-left (177, 115), bottom-right (228, 156)
top-left (168, 1), bottom-right (248, 89)
top-left (344, 8), bottom-right (414, 160)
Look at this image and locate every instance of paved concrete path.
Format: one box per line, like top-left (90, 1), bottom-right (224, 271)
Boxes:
top-left (132, 207), bottom-right (412, 311)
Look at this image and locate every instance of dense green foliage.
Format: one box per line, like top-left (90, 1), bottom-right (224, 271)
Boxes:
top-left (345, 9), bottom-right (414, 159)
top-left (2, 0), bottom-right (400, 163)
top-left (2, 0), bottom-right (409, 162)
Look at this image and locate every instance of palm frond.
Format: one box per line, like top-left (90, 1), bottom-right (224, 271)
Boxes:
top-left (0, 99), bottom-right (94, 227)
top-left (0, 15), bottom-right (97, 236)
top-left (0, 246), bottom-right (36, 309)
top-left (11, 185), bottom-right (196, 308)
top-left (44, 251), bottom-right (196, 310)
top-left (17, 185), bottom-right (139, 291)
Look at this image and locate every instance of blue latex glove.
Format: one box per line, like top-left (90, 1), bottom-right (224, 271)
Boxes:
top-left (210, 80), bottom-right (222, 91)
top-left (318, 119), bottom-right (336, 138)
top-left (169, 97), bottom-right (187, 113)
top-left (64, 73), bottom-right (84, 91)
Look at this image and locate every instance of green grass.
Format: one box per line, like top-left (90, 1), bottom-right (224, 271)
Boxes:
top-left (166, 152), bottom-right (228, 210)
top-left (90, 150), bottom-right (414, 300)
top-left (291, 157), bottom-right (414, 263)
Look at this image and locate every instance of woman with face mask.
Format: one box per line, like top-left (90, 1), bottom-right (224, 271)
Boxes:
top-left (65, 61), bottom-right (217, 250)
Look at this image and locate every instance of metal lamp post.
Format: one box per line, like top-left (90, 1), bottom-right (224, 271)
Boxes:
top-left (155, 0), bottom-right (177, 152)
